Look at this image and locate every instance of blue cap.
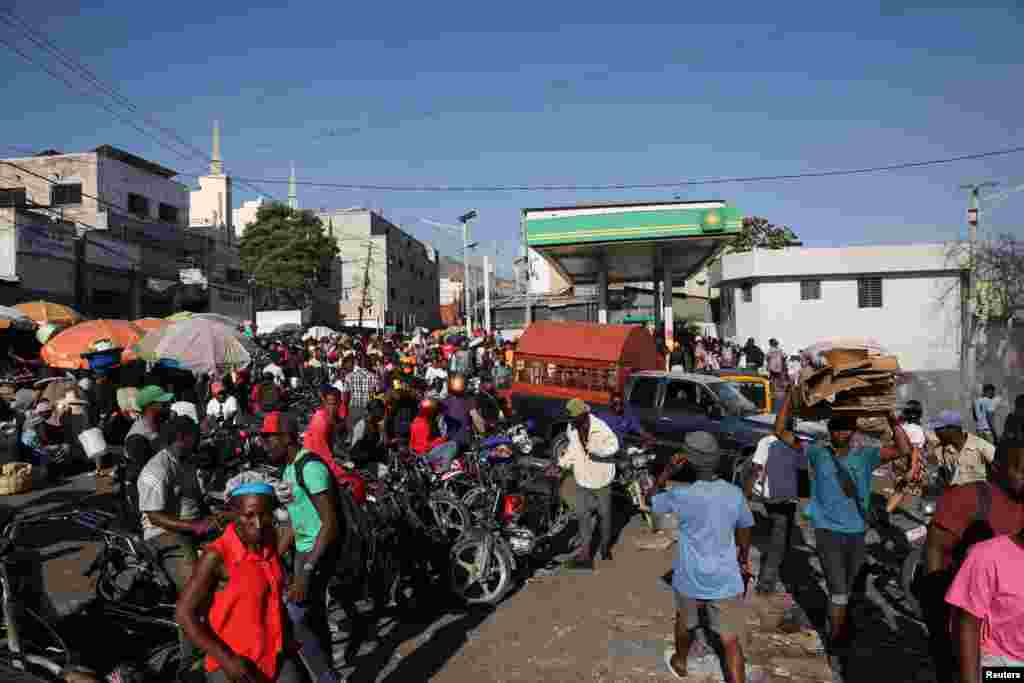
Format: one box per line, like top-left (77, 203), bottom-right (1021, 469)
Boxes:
top-left (930, 410), bottom-right (963, 431)
top-left (228, 482), bottom-right (276, 498)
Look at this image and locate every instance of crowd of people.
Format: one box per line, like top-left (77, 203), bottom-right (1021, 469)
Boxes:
top-left (4, 321), bottom-right (1024, 683)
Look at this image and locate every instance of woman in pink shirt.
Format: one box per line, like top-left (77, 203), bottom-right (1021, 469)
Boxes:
top-left (946, 530), bottom-right (1024, 682)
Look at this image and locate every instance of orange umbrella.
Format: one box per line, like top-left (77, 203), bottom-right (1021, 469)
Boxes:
top-left (15, 301), bottom-right (83, 327)
top-left (41, 320), bottom-right (144, 369)
top-left (133, 318), bottom-right (169, 333)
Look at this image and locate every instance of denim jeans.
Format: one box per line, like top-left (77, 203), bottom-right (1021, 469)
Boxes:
top-left (288, 550), bottom-right (339, 683)
top-left (758, 501), bottom-right (797, 590)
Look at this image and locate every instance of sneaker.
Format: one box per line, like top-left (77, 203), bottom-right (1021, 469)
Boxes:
top-left (564, 557), bottom-right (594, 571)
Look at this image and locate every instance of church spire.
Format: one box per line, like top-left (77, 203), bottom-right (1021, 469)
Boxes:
top-left (288, 161), bottom-right (298, 209)
top-left (210, 120), bottom-right (223, 175)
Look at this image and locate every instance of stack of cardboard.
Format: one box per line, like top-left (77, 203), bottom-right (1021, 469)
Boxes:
top-left (794, 348), bottom-right (900, 424)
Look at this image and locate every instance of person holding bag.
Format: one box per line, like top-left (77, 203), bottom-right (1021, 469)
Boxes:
top-left (774, 389), bottom-right (913, 682)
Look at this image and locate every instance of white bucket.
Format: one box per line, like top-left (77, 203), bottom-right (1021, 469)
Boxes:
top-left (78, 427), bottom-right (107, 461)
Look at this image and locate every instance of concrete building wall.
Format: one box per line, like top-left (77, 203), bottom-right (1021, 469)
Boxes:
top-left (319, 209), bottom-right (439, 329)
top-left (712, 244), bottom-right (965, 372)
top-left (233, 197), bottom-right (266, 238)
top-left (96, 154), bottom-right (189, 225)
top-left (0, 153), bottom-right (102, 227)
top-left (189, 174), bottom-right (233, 236)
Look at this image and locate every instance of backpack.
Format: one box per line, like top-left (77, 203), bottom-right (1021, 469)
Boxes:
top-left (768, 350), bottom-right (784, 374)
top-left (952, 481), bottom-right (994, 572)
top-left (291, 451), bottom-right (370, 581)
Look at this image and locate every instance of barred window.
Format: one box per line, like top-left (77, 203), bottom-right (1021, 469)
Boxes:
top-left (741, 283), bottom-right (752, 303)
top-left (800, 280), bottom-right (821, 300)
top-left (858, 277), bottom-right (883, 308)
top-left (513, 359), bottom-right (615, 392)
top-left (51, 183), bottom-right (82, 206)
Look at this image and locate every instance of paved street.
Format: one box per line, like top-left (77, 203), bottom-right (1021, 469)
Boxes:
top-left (8, 473), bottom-right (938, 683)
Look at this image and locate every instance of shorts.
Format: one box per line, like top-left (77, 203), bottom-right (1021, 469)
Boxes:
top-left (673, 592), bottom-right (751, 640)
top-left (814, 528), bottom-right (866, 606)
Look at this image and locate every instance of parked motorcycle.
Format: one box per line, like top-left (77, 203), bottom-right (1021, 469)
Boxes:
top-left (614, 446), bottom-right (657, 530)
top-left (453, 457), bottom-right (571, 606)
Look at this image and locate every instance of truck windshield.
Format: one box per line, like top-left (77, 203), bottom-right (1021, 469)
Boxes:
top-left (708, 381), bottom-right (759, 416)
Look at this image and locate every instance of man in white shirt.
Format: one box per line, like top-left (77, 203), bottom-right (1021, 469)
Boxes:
top-left (558, 398), bottom-right (620, 570)
top-left (262, 353), bottom-right (286, 384)
top-left (205, 382), bottom-right (238, 426)
top-left (424, 357), bottom-right (448, 389)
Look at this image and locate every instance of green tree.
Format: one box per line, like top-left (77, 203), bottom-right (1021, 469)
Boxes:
top-left (727, 216), bottom-right (800, 253)
top-left (239, 202), bottom-right (339, 309)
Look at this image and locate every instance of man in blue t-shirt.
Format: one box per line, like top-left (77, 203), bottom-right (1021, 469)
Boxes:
top-left (649, 431), bottom-right (754, 682)
top-left (974, 383), bottom-right (998, 444)
top-left (596, 390), bottom-right (657, 447)
top-left (774, 389), bottom-right (913, 680)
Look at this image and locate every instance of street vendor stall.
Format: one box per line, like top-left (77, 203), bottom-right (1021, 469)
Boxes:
top-left (505, 321), bottom-right (661, 437)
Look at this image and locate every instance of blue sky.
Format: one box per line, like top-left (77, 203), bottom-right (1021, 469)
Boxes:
top-left (3, 0), bottom-right (1023, 275)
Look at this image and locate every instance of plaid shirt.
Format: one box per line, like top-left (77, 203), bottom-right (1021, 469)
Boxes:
top-left (343, 367), bottom-right (378, 410)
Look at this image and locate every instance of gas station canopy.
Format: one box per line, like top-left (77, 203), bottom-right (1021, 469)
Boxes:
top-left (523, 200), bottom-right (742, 285)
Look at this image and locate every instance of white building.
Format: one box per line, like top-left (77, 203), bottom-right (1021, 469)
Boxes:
top-left (189, 121), bottom-right (233, 241)
top-left (526, 247), bottom-right (571, 295)
top-left (233, 197), bottom-right (267, 238)
top-left (710, 243), bottom-right (966, 372)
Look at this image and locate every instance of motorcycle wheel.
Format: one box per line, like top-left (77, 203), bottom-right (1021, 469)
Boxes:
top-left (462, 487), bottom-right (497, 526)
top-left (450, 536), bottom-right (513, 606)
top-left (429, 492), bottom-right (471, 544)
top-left (901, 545), bottom-right (925, 620)
top-left (549, 433), bottom-right (569, 463)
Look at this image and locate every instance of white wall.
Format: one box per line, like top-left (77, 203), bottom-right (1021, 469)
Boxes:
top-left (730, 275), bottom-right (961, 371)
top-left (233, 197), bottom-right (266, 238)
top-left (190, 174), bottom-right (233, 234)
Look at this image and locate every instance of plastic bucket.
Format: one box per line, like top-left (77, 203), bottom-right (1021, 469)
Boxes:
top-left (78, 427), bottom-right (108, 461)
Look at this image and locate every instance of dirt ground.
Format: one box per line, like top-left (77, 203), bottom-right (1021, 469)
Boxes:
top-left (14, 473), bottom-right (935, 682)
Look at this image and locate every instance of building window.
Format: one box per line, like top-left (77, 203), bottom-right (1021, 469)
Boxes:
top-left (741, 283), bottom-right (752, 303)
top-left (158, 203), bottom-right (179, 223)
top-left (800, 280), bottom-right (821, 300)
top-left (0, 187), bottom-right (26, 207)
top-left (390, 287), bottom-right (396, 300)
top-left (225, 268), bottom-right (243, 284)
top-left (858, 277), bottom-right (883, 308)
top-left (127, 193), bottom-right (149, 218)
top-left (51, 183), bottom-right (82, 206)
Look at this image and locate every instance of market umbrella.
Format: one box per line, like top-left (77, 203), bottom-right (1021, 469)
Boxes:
top-left (303, 326), bottom-right (335, 341)
top-left (0, 305), bottom-right (37, 331)
top-left (133, 318), bottom-right (169, 333)
top-left (15, 301), bottom-right (83, 327)
top-left (41, 320), bottom-right (144, 369)
top-left (193, 313), bottom-right (243, 328)
top-left (166, 311), bottom-right (193, 322)
top-left (135, 318), bottom-right (253, 374)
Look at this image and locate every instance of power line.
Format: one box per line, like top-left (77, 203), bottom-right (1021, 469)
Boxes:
top-left (0, 10), bottom-right (280, 202)
top-left (172, 143), bottom-right (1024, 193)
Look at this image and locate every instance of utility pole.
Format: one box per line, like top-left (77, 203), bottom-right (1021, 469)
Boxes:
top-left (960, 181), bottom-right (998, 422)
top-left (483, 254), bottom-right (492, 333)
top-left (357, 241), bottom-right (373, 329)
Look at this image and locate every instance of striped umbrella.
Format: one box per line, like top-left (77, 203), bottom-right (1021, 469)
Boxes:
top-left (0, 305), bottom-right (36, 331)
top-left (133, 318), bottom-right (169, 333)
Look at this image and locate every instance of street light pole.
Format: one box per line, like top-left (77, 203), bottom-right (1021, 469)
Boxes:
top-left (458, 210), bottom-right (477, 337)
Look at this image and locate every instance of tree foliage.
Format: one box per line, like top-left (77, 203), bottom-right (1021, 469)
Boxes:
top-left (239, 203), bottom-right (339, 309)
top-left (727, 216), bottom-right (800, 253)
